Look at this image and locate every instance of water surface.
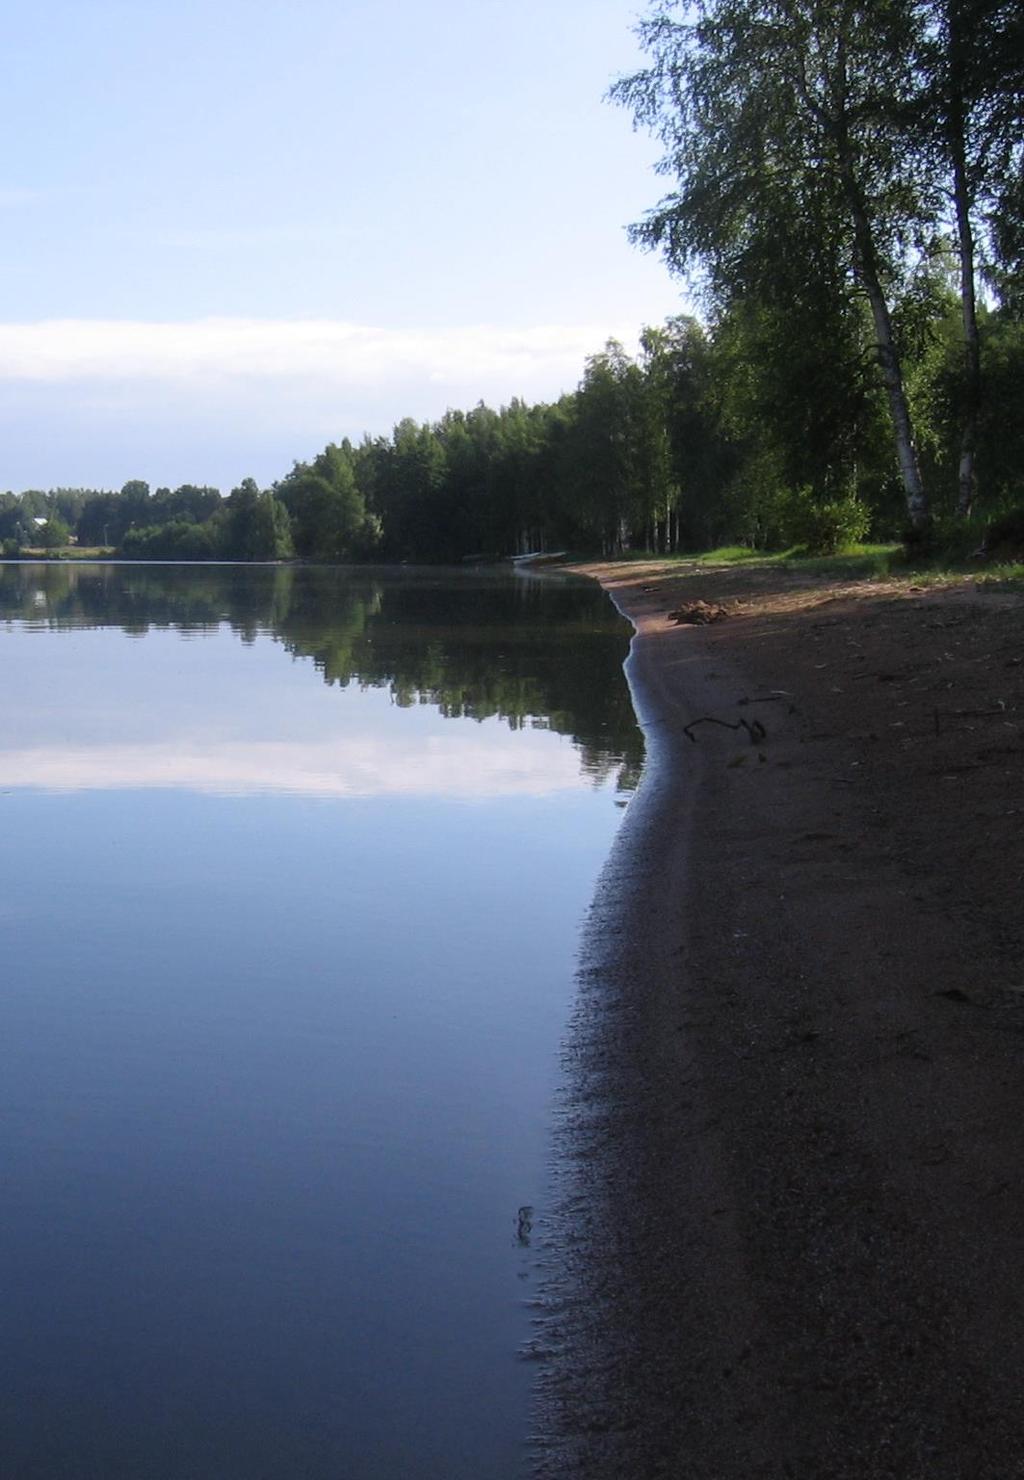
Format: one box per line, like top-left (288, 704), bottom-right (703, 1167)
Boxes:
top-left (0, 562), bottom-right (640, 1479)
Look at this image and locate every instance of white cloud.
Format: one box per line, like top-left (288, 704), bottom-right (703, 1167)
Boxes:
top-left (0, 316), bottom-right (648, 486)
top-left (0, 732), bottom-right (591, 800)
top-left (0, 317), bottom-right (629, 392)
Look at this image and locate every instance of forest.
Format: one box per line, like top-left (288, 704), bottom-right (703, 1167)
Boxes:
top-left (2, 0), bottom-right (1022, 567)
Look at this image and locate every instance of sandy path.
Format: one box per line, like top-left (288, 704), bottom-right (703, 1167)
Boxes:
top-left (533, 560), bottom-right (1024, 1479)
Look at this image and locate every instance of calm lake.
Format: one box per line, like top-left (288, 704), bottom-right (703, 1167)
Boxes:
top-left (0, 562), bottom-right (641, 1480)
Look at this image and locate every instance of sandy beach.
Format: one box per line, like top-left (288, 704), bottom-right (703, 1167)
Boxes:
top-left (533, 558), bottom-right (1024, 1479)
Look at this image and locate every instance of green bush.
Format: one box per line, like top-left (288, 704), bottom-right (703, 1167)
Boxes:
top-left (781, 487), bottom-right (871, 554)
top-left (121, 520), bottom-right (220, 560)
top-left (38, 515), bottom-right (71, 549)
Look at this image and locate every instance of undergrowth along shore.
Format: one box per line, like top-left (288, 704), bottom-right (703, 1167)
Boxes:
top-left (10, 540), bottom-right (1024, 591)
top-left (599, 541), bottom-right (1024, 589)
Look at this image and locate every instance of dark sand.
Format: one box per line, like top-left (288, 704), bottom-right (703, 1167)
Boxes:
top-left (532, 560), bottom-right (1024, 1479)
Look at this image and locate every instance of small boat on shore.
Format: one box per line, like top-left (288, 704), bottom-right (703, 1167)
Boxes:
top-left (509, 550), bottom-right (567, 566)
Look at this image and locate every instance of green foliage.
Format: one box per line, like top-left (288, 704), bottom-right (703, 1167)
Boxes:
top-left (279, 444), bottom-right (371, 560)
top-left (977, 313), bottom-right (1024, 506)
top-left (0, 492), bottom-right (33, 549)
top-left (613, 0), bottom-right (939, 525)
top-left (779, 489), bottom-right (873, 555)
top-left (121, 520), bottom-right (221, 560)
top-left (224, 479), bottom-right (293, 560)
top-left (37, 515), bottom-right (72, 548)
top-left (612, 0), bottom-right (1024, 535)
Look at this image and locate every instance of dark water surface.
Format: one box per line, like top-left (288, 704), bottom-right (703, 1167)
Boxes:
top-left (0, 563), bottom-right (640, 1480)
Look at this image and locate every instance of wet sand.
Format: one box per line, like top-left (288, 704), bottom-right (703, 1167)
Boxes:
top-left (533, 560), bottom-right (1024, 1479)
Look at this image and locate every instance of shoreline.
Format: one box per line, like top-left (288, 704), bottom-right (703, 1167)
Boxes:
top-left (533, 558), bottom-right (1024, 1478)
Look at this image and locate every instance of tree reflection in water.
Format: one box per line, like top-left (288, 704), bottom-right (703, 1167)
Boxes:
top-left (0, 561), bottom-right (643, 794)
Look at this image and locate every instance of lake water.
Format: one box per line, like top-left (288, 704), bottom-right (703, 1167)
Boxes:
top-left (0, 562), bottom-right (641, 1480)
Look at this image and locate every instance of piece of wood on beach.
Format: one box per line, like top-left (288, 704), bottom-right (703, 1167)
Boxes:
top-left (667, 600), bottom-right (730, 625)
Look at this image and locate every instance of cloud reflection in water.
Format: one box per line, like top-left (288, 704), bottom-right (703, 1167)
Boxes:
top-left (0, 727), bottom-right (591, 799)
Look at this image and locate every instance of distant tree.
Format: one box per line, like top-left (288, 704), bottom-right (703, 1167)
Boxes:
top-left (76, 492), bottom-right (128, 547)
top-left (379, 421), bottom-right (449, 559)
top-left (153, 484), bottom-right (223, 526)
top-left (0, 492), bottom-right (32, 548)
top-left (121, 520), bottom-right (220, 560)
top-left (116, 479), bottom-right (153, 540)
top-left (224, 479), bottom-right (293, 560)
top-left (18, 490), bottom-right (49, 520)
top-left (37, 515), bottom-right (72, 549)
top-left (279, 446), bottom-right (370, 560)
top-left (49, 488), bottom-right (91, 531)
top-left (566, 341), bottom-right (647, 551)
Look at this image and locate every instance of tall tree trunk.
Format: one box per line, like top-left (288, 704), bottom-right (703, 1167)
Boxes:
top-left (806, 25), bottom-right (930, 533)
top-left (839, 155), bottom-right (930, 531)
top-left (950, 108), bottom-right (980, 518)
top-left (862, 265), bottom-right (929, 531)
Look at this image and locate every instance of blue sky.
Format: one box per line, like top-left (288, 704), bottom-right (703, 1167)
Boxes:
top-left (0, 0), bottom-right (684, 491)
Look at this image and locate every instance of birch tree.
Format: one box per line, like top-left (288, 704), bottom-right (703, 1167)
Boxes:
top-left (915, 0), bottom-right (1024, 513)
top-left (613, 0), bottom-right (933, 532)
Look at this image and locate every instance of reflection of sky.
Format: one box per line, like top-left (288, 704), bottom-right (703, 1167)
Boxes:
top-left (1, 586), bottom-right (631, 1480)
top-left (1, 624), bottom-right (599, 799)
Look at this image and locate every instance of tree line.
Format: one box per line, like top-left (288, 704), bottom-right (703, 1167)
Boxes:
top-left (1, 0), bottom-right (1021, 565)
top-left (2, 303), bottom-right (1021, 565)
